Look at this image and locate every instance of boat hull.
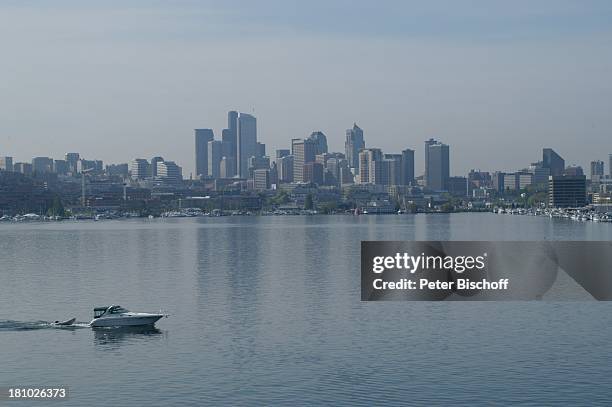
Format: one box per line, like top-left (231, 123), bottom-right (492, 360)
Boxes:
top-left (89, 314), bottom-right (163, 327)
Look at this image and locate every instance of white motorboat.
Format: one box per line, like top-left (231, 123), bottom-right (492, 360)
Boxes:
top-left (89, 305), bottom-right (164, 327)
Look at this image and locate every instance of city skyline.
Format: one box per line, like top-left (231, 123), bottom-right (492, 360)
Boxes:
top-left (1, 2), bottom-right (612, 176)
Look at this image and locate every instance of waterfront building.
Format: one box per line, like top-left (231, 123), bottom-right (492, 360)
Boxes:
top-left (0, 156), bottom-right (13, 172)
top-left (130, 159), bottom-right (150, 180)
top-left (309, 131), bottom-right (328, 155)
top-left (292, 138), bottom-right (316, 183)
top-left (543, 148), bottom-right (565, 176)
top-left (32, 157), bottom-right (54, 173)
top-left (548, 175), bottom-right (587, 208)
top-left (448, 176), bottom-right (468, 197)
top-left (195, 128), bottom-right (214, 178)
top-left (345, 124), bottom-right (365, 170)
top-left (237, 113), bottom-right (257, 178)
top-left (156, 160), bottom-right (183, 183)
top-left (253, 168), bottom-right (270, 190)
top-left (425, 141), bottom-right (450, 191)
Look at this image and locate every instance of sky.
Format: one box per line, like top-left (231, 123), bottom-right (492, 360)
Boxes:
top-left (1, 0), bottom-right (611, 177)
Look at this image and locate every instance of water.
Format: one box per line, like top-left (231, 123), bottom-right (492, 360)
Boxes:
top-left (1, 213), bottom-right (611, 406)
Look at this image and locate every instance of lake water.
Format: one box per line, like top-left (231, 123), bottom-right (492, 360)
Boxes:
top-left (1, 213), bottom-right (612, 406)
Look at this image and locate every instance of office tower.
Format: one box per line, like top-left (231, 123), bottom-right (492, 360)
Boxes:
top-left (269, 162), bottom-right (278, 186)
top-left (53, 160), bottom-right (69, 175)
top-left (426, 142), bottom-right (450, 191)
top-left (31, 157), bottom-right (54, 173)
top-left (220, 157), bottom-right (236, 178)
top-left (0, 156), bottom-right (13, 171)
top-left (382, 154), bottom-right (402, 186)
top-left (278, 155), bottom-right (294, 183)
top-left (303, 162), bottom-right (324, 185)
top-left (78, 159), bottom-right (103, 173)
top-left (221, 111), bottom-right (239, 175)
top-left (609, 154), bottom-right (612, 177)
top-left (563, 166), bottom-right (583, 177)
top-left (548, 175), bottom-right (587, 208)
top-left (528, 162), bottom-right (551, 185)
top-left (358, 148), bottom-right (383, 184)
top-left (591, 160), bottom-right (604, 180)
top-left (253, 168), bottom-right (270, 190)
top-left (13, 162), bottom-right (32, 175)
top-left (157, 161), bottom-right (183, 183)
top-left (276, 149), bottom-right (290, 160)
top-left (517, 172), bottom-right (534, 189)
top-left (309, 131), bottom-right (328, 155)
top-left (130, 159), bottom-right (150, 180)
top-left (503, 173), bottom-right (518, 191)
top-left (150, 156), bottom-right (164, 177)
top-left (447, 176), bottom-right (468, 197)
top-left (424, 138), bottom-right (437, 185)
top-left (339, 160), bottom-right (354, 184)
top-left (256, 142), bottom-right (266, 158)
top-left (292, 138), bottom-right (316, 183)
top-left (401, 149), bottom-right (415, 185)
top-left (345, 124), bottom-right (365, 170)
top-left (65, 153), bottom-right (80, 173)
top-left (106, 163), bottom-right (129, 177)
top-left (208, 140), bottom-right (222, 179)
top-left (542, 148), bottom-right (565, 176)
top-left (237, 113), bottom-right (257, 178)
top-left (195, 129), bottom-right (214, 177)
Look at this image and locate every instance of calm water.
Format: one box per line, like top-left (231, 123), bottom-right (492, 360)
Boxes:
top-left (1, 213), bottom-right (612, 406)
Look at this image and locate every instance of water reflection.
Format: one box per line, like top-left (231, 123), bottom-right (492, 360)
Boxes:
top-left (93, 326), bottom-right (164, 349)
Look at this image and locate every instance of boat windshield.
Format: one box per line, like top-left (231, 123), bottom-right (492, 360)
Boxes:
top-left (109, 306), bottom-right (129, 314)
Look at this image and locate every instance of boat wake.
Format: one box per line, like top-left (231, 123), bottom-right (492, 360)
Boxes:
top-left (0, 320), bottom-right (89, 331)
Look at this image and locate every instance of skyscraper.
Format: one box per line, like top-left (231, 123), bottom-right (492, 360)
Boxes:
top-left (31, 157), bottom-right (54, 173)
top-left (130, 159), bottom-right (150, 180)
top-left (426, 141), bottom-right (450, 191)
top-left (309, 131), bottom-right (328, 155)
top-left (358, 148), bottom-right (383, 184)
top-left (65, 153), bottom-right (80, 173)
top-left (277, 155), bottom-right (294, 183)
top-left (590, 161), bottom-right (604, 179)
top-left (222, 111), bottom-right (239, 175)
top-left (424, 138), bottom-right (437, 186)
top-left (150, 156), bottom-right (164, 177)
top-left (292, 138), bottom-right (316, 183)
top-left (195, 129), bottom-right (214, 178)
top-left (237, 113), bottom-right (257, 178)
top-left (542, 148), bottom-right (565, 176)
top-left (401, 149), bottom-right (415, 185)
top-left (208, 140), bottom-right (223, 179)
top-left (0, 156), bottom-right (13, 172)
top-left (345, 124), bottom-right (365, 170)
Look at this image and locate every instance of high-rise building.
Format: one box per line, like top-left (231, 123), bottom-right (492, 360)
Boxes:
top-left (276, 149), bottom-right (290, 160)
top-left (32, 157), bottom-right (54, 173)
top-left (195, 129), bottom-right (214, 177)
top-left (65, 153), bottom-right (80, 173)
top-left (424, 139), bottom-right (437, 185)
top-left (358, 148), bottom-right (383, 184)
top-left (220, 157), bottom-right (236, 178)
top-left (53, 160), bottom-right (69, 175)
top-left (253, 168), bottom-right (270, 190)
top-left (383, 154), bottom-right (402, 186)
top-left (345, 124), bottom-right (365, 170)
top-left (0, 156), bottom-right (13, 172)
top-left (208, 140), bottom-right (223, 179)
top-left (303, 162), bottom-right (324, 185)
top-left (13, 163), bottom-right (32, 175)
top-left (309, 131), bottom-right (328, 155)
top-left (543, 148), bottom-right (565, 176)
top-left (591, 160), bottom-right (604, 180)
top-left (563, 166), bottom-right (584, 177)
top-left (150, 156), bottom-right (164, 177)
top-left (130, 159), bottom-right (150, 180)
top-left (548, 175), bottom-right (587, 208)
top-left (157, 161), bottom-right (183, 183)
top-left (448, 176), bottom-right (468, 197)
top-left (222, 111), bottom-right (239, 175)
top-left (425, 141), bottom-right (450, 191)
top-left (256, 142), bottom-right (266, 158)
top-left (609, 154), bottom-right (612, 177)
top-left (401, 149), bottom-right (415, 185)
top-left (237, 113), bottom-right (257, 178)
top-left (277, 155), bottom-right (294, 183)
top-left (106, 163), bottom-right (129, 177)
top-left (292, 138), bottom-right (316, 183)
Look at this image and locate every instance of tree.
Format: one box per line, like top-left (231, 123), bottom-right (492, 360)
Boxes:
top-left (47, 196), bottom-right (65, 217)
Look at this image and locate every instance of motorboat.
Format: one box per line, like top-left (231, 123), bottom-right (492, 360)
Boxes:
top-left (51, 317), bottom-right (76, 326)
top-left (89, 305), bottom-right (164, 327)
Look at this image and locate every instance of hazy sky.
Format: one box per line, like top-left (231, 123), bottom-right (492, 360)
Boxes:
top-left (1, 0), bottom-right (611, 177)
